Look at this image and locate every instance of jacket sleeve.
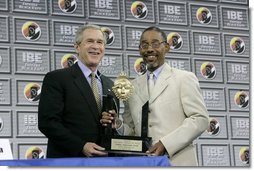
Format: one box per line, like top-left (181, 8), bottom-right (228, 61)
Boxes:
top-left (38, 72), bottom-right (86, 156)
top-left (160, 72), bottom-right (209, 158)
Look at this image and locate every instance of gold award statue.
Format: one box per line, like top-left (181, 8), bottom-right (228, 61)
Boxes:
top-left (103, 71), bottom-right (152, 155)
top-left (112, 72), bottom-right (134, 101)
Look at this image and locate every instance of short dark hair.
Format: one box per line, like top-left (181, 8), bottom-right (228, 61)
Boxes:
top-left (140, 26), bottom-right (167, 42)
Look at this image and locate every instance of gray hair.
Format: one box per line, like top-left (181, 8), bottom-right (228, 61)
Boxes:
top-left (74, 24), bottom-right (106, 45)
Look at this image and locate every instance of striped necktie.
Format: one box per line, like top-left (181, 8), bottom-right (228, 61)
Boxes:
top-left (90, 72), bottom-right (101, 113)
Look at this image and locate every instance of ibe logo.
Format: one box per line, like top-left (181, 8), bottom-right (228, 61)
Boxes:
top-left (60, 25), bottom-right (79, 36)
top-left (100, 57), bottom-right (116, 66)
top-left (22, 52), bottom-right (43, 64)
top-left (227, 10), bottom-right (243, 21)
top-left (95, 0), bottom-right (113, 9)
top-left (199, 35), bottom-right (215, 45)
top-left (203, 90), bottom-right (219, 101)
top-left (231, 64), bottom-right (248, 74)
top-left (168, 60), bottom-right (185, 70)
top-left (164, 5), bottom-right (181, 15)
top-left (132, 30), bottom-right (142, 40)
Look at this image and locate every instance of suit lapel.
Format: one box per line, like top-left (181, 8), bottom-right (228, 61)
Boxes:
top-left (101, 75), bottom-right (113, 96)
top-left (71, 63), bottom-right (99, 121)
top-left (149, 64), bottom-right (173, 104)
top-left (135, 74), bottom-right (149, 104)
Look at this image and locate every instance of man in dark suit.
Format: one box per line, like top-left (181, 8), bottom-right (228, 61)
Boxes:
top-left (38, 25), bottom-right (118, 158)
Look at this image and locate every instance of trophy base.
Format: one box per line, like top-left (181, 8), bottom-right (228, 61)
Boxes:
top-left (104, 150), bottom-right (150, 156)
top-left (101, 135), bottom-right (152, 156)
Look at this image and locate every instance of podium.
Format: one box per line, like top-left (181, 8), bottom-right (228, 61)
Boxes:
top-left (0, 156), bottom-right (170, 166)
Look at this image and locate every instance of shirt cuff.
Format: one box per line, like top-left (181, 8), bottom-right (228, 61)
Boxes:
top-left (116, 119), bottom-right (124, 135)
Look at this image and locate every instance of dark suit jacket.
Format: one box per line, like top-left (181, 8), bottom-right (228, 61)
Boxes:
top-left (38, 63), bottom-right (118, 158)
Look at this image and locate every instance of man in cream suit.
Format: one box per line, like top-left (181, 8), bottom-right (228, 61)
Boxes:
top-left (101, 26), bottom-right (209, 166)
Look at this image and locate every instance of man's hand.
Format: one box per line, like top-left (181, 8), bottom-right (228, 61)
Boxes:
top-left (82, 142), bottom-right (108, 157)
top-left (146, 141), bottom-right (165, 156)
top-left (100, 110), bottom-right (121, 129)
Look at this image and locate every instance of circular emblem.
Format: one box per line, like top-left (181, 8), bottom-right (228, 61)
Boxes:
top-left (22, 21), bottom-right (41, 41)
top-left (58, 0), bottom-right (77, 13)
top-left (0, 117), bottom-right (3, 132)
top-left (167, 32), bottom-right (183, 50)
top-left (134, 58), bottom-right (147, 75)
top-left (23, 83), bottom-right (41, 102)
top-left (101, 27), bottom-right (115, 45)
top-left (131, 1), bottom-right (148, 19)
top-left (196, 7), bottom-right (212, 24)
top-left (200, 62), bottom-right (216, 79)
top-left (206, 118), bottom-right (220, 135)
top-left (230, 37), bottom-right (245, 54)
top-left (239, 147), bottom-right (249, 164)
top-left (61, 54), bottom-right (77, 68)
top-left (25, 146), bottom-right (45, 159)
top-left (234, 91), bottom-right (249, 108)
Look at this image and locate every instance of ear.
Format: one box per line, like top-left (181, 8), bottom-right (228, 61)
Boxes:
top-left (139, 47), bottom-right (143, 56)
top-left (164, 42), bottom-right (170, 53)
top-left (74, 43), bottom-right (80, 54)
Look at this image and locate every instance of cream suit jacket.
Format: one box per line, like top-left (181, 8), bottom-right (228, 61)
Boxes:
top-left (123, 63), bottom-right (209, 166)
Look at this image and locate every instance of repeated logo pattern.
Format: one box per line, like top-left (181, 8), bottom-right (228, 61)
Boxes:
top-left (0, 0), bottom-right (249, 166)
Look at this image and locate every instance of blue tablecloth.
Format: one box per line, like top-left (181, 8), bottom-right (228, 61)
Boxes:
top-left (0, 156), bottom-right (170, 166)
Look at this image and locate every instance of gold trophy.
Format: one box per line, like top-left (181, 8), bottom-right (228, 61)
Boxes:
top-left (102, 71), bottom-right (152, 156)
top-left (112, 72), bottom-right (134, 101)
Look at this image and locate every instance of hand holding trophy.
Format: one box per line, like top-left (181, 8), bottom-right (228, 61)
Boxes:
top-left (101, 71), bottom-right (152, 156)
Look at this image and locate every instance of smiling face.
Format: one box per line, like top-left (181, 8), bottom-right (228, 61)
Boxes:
top-left (112, 75), bottom-right (134, 101)
top-left (75, 28), bottom-right (105, 71)
top-left (115, 80), bottom-right (132, 98)
top-left (139, 30), bottom-right (169, 72)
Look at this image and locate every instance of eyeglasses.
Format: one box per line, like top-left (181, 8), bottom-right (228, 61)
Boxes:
top-left (139, 41), bottom-right (166, 50)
